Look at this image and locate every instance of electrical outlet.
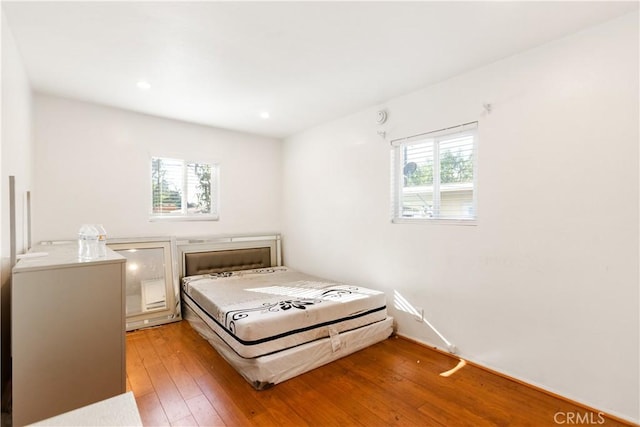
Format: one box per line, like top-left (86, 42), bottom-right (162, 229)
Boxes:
top-left (414, 307), bottom-right (424, 322)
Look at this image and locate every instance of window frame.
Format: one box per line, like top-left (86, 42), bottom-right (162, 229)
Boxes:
top-left (149, 156), bottom-right (219, 222)
top-left (391, 122), bottom-right (478, 225)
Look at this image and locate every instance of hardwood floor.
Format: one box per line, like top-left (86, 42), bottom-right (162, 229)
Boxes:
top-left (126, 321), bottom-right (631, 427)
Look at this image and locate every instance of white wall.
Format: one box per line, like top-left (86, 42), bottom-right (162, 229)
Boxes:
top-left (282, 12), bottom-right (639, 423)
top-left (1, 12), bottom-right (34, 406)
top-left (33, 95), bottom-right (282, 242)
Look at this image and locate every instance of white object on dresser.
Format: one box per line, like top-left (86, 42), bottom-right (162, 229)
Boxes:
top-left (12, 242), bottom-right (126, 426)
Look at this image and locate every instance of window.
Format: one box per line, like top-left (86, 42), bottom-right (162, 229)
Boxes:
top-left (150, 157), bottom-right (218, 220)
top-left (392, 122), bottom-right (477, 223)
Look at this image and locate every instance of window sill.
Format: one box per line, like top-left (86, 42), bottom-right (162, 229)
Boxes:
top-left (149, 215), bottom-right (219, 222)
top-left (392, 217), bottom-right (477, 226)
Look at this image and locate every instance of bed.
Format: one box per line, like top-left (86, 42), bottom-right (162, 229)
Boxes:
top-left (178, 235), bottom-right (394, 389)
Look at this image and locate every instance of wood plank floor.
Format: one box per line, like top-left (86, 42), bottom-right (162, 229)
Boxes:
top-left (126, 321), bottom-right (631, 427)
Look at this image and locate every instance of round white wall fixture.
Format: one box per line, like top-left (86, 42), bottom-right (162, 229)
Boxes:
top-left (376, 110), bottom-right (387, 124)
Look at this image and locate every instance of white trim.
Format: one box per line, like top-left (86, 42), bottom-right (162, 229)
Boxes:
top-left (390, 121), bottom-right (478, 147)
top-left (392, 218), bottom-right (477, 226)
top-left (149, 214), bottom-right (219, 222)
top-left (433, 139), bottom-right (441, 217)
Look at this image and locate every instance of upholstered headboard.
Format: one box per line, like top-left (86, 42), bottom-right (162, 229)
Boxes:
top-left (177, 234), bottom-right (281, 278)
top-left (184, 247), bottom-right (271, 276)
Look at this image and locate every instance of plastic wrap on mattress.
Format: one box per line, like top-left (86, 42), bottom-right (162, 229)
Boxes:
top-left (183, 304), bottom-right (394, 389)
top-left (182, 267), bottom-right (389, 358)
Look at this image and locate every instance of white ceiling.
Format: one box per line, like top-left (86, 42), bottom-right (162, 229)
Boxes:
top-left (3, 1), bottom-right (638, 139)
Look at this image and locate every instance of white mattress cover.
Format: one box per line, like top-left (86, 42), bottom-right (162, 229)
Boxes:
top-left (182, 267), bottom-right (388, 358)
top-left (183, 304), bottom-right (394, 389)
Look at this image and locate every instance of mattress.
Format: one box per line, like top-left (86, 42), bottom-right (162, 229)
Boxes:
top-left (182, 267), bottom-right (388, 358)
top-left (183, 303), bottom-right (394, 389)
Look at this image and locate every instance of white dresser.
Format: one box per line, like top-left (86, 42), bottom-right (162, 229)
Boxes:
top-left (11, 243), bottom-right (126, 426)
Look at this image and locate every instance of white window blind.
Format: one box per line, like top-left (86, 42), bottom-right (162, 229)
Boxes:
top-left (391, 122), bottom-right (477, 223)
top-left (151, 157), bottom-right (218, 220)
